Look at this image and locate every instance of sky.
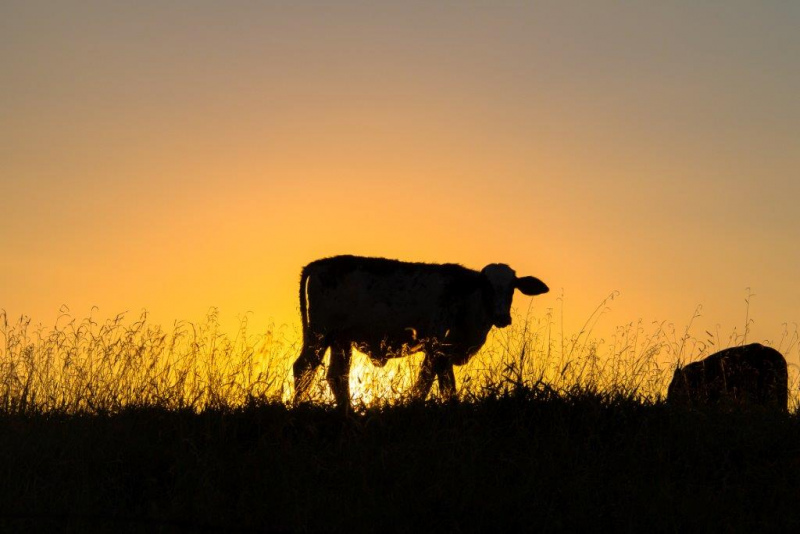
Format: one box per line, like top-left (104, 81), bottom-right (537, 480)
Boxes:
top-left (2, 1), bottom-right (798, 347)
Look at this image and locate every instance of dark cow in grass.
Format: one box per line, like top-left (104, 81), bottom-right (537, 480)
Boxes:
top-left (668, 343), bottom-right (788, 410)
top-left (292, 255), bottom-right (549, 409)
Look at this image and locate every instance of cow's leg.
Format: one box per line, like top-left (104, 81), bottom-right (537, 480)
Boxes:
top-left (293, 340), bottom-right (326, 405)
top-left (327, 342), bottom-right (352, 411)
top-left (435, 360), bottom-right (457, 400)
top-left (413, 354), bottom-right (437, 400)
top-left (413, 355), bottom-right (456, 400)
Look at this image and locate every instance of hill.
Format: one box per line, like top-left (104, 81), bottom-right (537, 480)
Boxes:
top-left (2, 390), bottom-right (799, 532)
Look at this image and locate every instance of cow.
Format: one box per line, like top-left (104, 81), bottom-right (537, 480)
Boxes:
top-left (292, 255), bottom-right (549, 409)
top-left (667, 343), bottom-right (788, 411)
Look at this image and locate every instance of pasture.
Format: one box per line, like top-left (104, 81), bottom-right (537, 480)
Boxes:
top-left (1, 308), bottom-right (799, 531)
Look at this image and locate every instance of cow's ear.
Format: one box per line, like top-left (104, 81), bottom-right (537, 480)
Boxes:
top-left (515, 276), bottom-right (549, 296)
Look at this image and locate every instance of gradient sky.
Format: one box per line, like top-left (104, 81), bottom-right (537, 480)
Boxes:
top-left (2, 1), bottom-right (798, 345)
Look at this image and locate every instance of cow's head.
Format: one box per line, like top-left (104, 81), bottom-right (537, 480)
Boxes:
top-left (667, 366), bottom-right (689, 405)
top-left (480, 264), bottom-right (549, 328)
top-left (667, 363), bottom-right (705, 406)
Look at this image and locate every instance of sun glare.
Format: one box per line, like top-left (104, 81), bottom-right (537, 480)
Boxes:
top-left (348, 350), bottom-right (426, 406)
top-left (278, 348), bottom-right (426, 407)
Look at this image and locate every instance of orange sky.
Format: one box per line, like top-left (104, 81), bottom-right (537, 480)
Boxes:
top-left (2, 1), bottom-right (799, 346)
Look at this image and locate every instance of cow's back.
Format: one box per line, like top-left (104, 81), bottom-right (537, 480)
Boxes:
top-left (303, 255), bottom-right (481, 339)
top-left (668, 343), bottom-right (788, 409)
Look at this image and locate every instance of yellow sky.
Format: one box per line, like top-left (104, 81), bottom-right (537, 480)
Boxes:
top-left (2, 1), bottom-right (799, 346)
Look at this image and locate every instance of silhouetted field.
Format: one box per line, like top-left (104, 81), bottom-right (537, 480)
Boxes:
top-left (2, 391), bottom-right (800, 532)
top-left (1, 309), bottom-right (799, 531)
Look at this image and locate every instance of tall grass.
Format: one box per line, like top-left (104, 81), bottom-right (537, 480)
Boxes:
top-left (1, 302), bottom-right (798, 415)
top-left (0, 308), bottom-right (296, 414)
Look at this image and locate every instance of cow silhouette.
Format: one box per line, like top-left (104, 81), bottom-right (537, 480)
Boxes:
top-left (668, 343), bottom-right (788, 410)
top-left (292, 255), bottom-right (549, 409)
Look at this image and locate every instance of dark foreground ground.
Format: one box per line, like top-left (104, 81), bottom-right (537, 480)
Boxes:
top-left (1, 390), bottom-right (799, 532)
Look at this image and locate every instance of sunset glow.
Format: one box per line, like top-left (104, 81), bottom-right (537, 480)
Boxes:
top-left (2, 1), bottom-right (798, 363)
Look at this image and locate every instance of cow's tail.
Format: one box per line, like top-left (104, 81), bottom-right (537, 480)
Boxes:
top-left (299, 265), bottom-right (311, 345)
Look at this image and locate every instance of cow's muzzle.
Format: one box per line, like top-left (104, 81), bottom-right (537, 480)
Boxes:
top-left (493, 315), bottom-right (512, 328)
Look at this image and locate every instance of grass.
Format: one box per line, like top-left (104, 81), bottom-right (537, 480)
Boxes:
top-left (1, 305), bottom-right (799, 531)
top-left (0, 308), bottom-right (296, 414)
